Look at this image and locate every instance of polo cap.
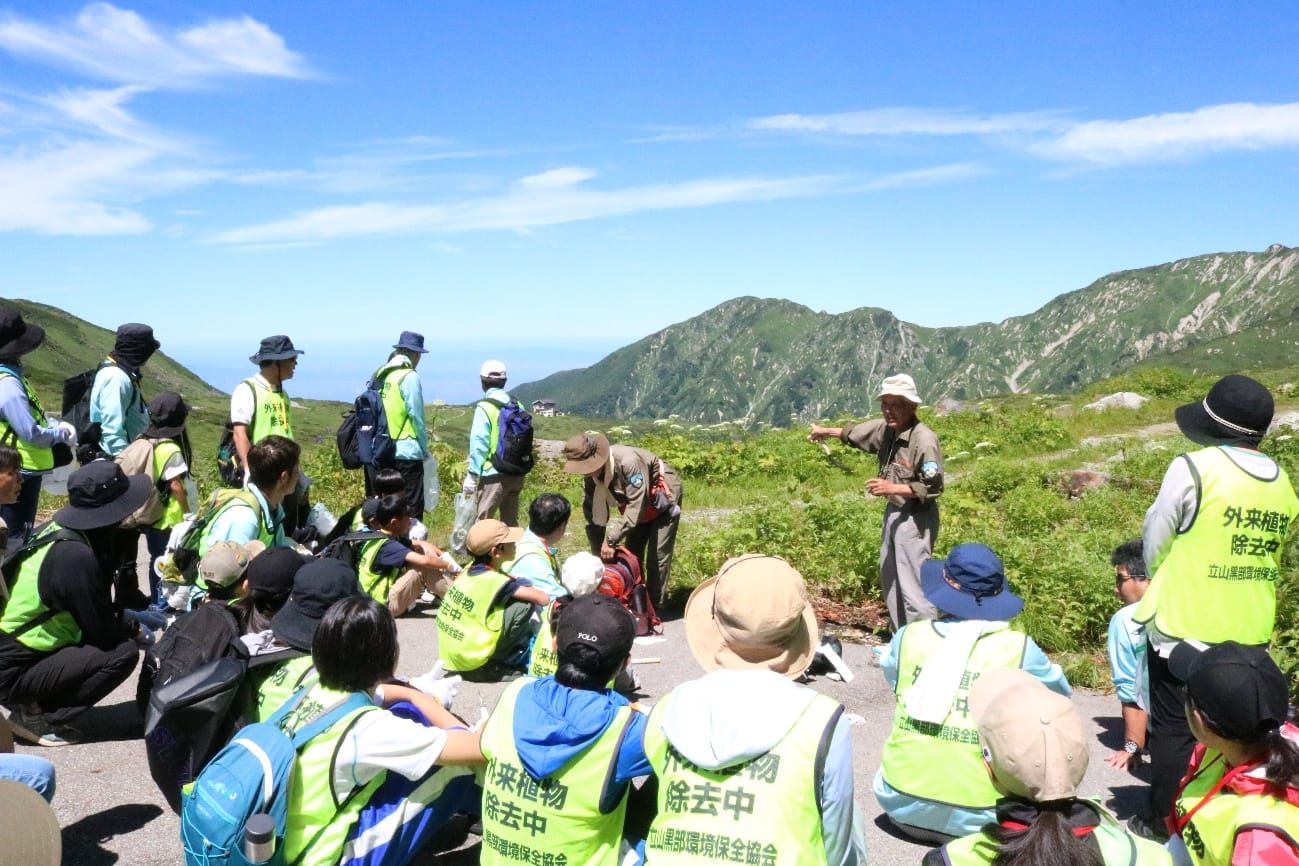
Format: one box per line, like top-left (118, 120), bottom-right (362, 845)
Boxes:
top-left (554, 594), bottom-right (636, 670)
top-left (198, 540), bottom-right (266, 588)
top-left (479, 359), bottom-right (507, 379)
top-left (270, 558), bottom-right (363, 651)
top-left (1170, 640), bottom-right (1289, 742)
top-left (971, 668), bottom-right (1089, 802)
top-left (465, 519), bottom-right (524, 557)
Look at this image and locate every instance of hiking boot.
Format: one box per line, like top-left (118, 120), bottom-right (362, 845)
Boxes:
top-left (7, 710), bottom-right (80, 747)
top-left (1127, 814), bottom-right (1169, 842)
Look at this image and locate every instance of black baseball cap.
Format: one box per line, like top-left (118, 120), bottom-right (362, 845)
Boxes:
top-left (554, 594), bottom-right (636, 671)
top-left (245, 547), bottom-right (307, 597)
top-left (270, 558), bottom-right (362, 651)
top-left (1170, 640), bottom-right (1290, 742)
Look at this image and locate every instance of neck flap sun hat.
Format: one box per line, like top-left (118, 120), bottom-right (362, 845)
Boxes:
top-left (971, 668), bottom-right (1088, 802)
top-left (1174, 374), bottom-right (1273, 446)
top-left (877, 373), bottom-right (922, 405)
top-left (0, 780), bottom-right (60, 865)
top-left (561, 432), bottom-right (611, 475)
top-left (249, 335), bottom-right (304, 365)
top-left (53, 462), bottom-right (153, 531)
top-left (920, 543), bottom-right (1024, 621)
top-left (112, 323), bottom-right (160, 369)
top-left (684, 553), bottom-right (819, 678)
top-left (0, 308), bottom-right (45, 358)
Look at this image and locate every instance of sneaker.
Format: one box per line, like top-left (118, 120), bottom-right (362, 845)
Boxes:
top-left (7, 710), bottom-right (79, 747)
top-left (1127, 814), bottom-right (1169, 842)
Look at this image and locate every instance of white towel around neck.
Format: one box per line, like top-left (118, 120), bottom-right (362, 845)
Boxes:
top-left (903, 620), bottom-right (1009, 724)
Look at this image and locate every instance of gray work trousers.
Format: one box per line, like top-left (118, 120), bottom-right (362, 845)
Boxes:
top-left (880, 502), bottom-right (939, 630)
top-left (475, 473), bottom-right (527, 526)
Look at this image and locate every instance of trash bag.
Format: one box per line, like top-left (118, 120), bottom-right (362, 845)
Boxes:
top-left (423, 452), bottom-right (441, 514)
top-left (449, 492), bottom-right (476, 558)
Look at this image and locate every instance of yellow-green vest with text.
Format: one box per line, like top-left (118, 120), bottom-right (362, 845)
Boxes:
top-left (436, 566), bottom-right (511, 672)
top-left (479, 678), bottom-right (633, 866)
top-left (375, 362), bottom-right (415, 443)
top-left (0, 368), bottom-right (53, 471)
top-left (643, 688), bottom-right (842, 865)
top-left (358, 536), bottom-right (401, 604)
top-left (245, 377), bottom-right (294, 443)
top-left (880, 622), bottom-right (1028, 810)
top-left (250, 655), bottom-right (316, 724)
top-left (528, 603), bottom-right (559, 679)
top-left (1173, 750), bottom-right (1299, 866)
top-left (151, 439), bottom-right (185, 530)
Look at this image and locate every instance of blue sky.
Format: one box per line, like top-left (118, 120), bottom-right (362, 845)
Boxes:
top-left (1, 2), bottom-right (1297, 401)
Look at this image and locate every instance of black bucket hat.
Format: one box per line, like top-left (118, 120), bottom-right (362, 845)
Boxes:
top-left (53, 462), bottom-right (153, 530)
top-left (270, 558), bottom-right (362, 651)
top-left (0, 309), bottom-right (45, 358)
top-left (143, 391), bottom-right (189, 440)
top-left (1175, 375), bottom-right (1273, 446)
top-left (249, 335), bottom-right (304, 365)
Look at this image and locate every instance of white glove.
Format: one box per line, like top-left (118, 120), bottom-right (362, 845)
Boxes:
top-left (56, 421), bottom-right (76, 443)
top-left (461, 474), bottom-right (478, 496)
top-left (242, 466), bottom-right (251, 488)
top-left (410, 661), bottom-right (462, 709)
top-left (471, 707), bottom-right (490, 732)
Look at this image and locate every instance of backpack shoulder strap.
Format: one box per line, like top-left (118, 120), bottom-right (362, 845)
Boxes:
top-left (289, 692), bottom-right (374, 748)
top-left (478, 396), bottom-right (506, 410)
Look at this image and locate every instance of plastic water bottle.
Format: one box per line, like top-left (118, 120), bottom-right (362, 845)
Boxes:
top-left (243, 813), bottom-right (275, 864)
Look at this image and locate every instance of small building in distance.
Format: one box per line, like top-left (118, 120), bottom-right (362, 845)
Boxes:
top-left (530, 399), bottom-right (558, 417)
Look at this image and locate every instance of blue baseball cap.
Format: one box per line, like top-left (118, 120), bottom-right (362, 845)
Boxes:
top-left (921, 543), bottom-right (1024, 621)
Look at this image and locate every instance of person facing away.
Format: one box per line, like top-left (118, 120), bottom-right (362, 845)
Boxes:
top-left (1166, 641), bottom-right (1299, 866)
top-left (925, 668), bottom-right (1171, 866)
top-left (528, 551), bottom-right (605, 679)
top-left (480, 593), bottom-right (652, 866)
top-left (464, 358), bottom-right (527, 524)
top-left (1136, 375), bottom-right (1299, 828)
top-left (809, 372), bottom-right (944, 631)
top-left (875, 543), bottom-right (1070, 842)
top-left (89, 322), bottom-right (160, 457)
top-left (435, 519), bottom-right (548, 682)
top-left (363, 331), bottom-right (431, 516)
top-left (503, 492), bottom-right (572, 601)
top-left (644, 554), bottom-right (868, 866)
top-left (0, 308), bottom-right (75, 545)
top-left (1104, 539), bottom-right (1151, 774)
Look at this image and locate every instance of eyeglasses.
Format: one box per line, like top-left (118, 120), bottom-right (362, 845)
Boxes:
top-left (1115, 572), bottom-right (1147, 586)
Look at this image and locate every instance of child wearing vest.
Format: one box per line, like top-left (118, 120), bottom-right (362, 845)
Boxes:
top-left (926, 668), bottom-right (1171, 866)
top-left (1166, 641), bottom-right (1299, 866)
top-left (645, 554), bottom-right (867, 866)
top-left (360, 493), bottom-right (457, 617)
top-left (481, 593), bottom-right (652, 866)
top-left (435, 519), bottom-right (548, 682)
top-left (528, 552), bottom-right (605, 679)
top-left (875, 543), bottom-right (1070, 842)
top-left (277, 595), bottom-right (484, 866)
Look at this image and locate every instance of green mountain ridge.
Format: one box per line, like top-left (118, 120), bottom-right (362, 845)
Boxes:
top-left (515, 244), bottom-right (1299, 423)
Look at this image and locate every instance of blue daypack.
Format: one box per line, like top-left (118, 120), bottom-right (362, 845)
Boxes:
top-left (180, 688), bottom-right (373, 866)
top-left (338, 370), bottom-right (404, 471)
top-left (481, 396), bottom-right (534, 476)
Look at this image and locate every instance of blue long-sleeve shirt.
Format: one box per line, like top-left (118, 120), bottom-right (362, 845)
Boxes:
top-left (89, 364), bottom-right (146, 456)
top-left (0, 365), bottom-right (70, 474)
top-left (1106, 602), bottom-right (1148, 707)
top-left (467, 387), bottom-right (509, 477)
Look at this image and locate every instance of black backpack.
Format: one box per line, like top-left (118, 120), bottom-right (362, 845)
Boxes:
top-left (62, 360), bottom-right (135, 465)
top-left (337, 369), bottom-right (406, 471)
top-left (480, 396), bottom-right (535, 476)
top-left (320, 530), bottom-right (377, 573)
top-left (215, 381), bottom-right (256, 486)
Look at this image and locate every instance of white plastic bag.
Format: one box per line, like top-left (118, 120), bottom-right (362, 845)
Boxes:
top-left (450, 492), bottom-right (476, 557)
top-left (423, 452), bottom-right (441, 514)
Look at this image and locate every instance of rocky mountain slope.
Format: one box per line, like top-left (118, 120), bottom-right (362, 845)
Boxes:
top-left (516, 244), bottom-right (1299, 423)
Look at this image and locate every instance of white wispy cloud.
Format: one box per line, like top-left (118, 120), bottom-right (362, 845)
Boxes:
top-left (861, 162), bottom-right (988, 190)
top-left (1031, 101), bottom-right (1299, 165)
top-left (748, 107), bottom-right (1068, 137)
top-left (0, 3), bottom-right (314, 87)
top-left (212, 169), bottom-right (842, 245)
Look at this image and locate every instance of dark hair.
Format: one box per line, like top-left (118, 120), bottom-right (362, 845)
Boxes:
top-left (0, 444), bottom-right (21, 474)
top-left (480, 375), bottom-right (506, 390)
top-left (375, 493), bottom-right (408, 527)
top-left (1110, 539), bottom-right (1145, 579)
top-left (313, 597), bottom-right (399, 691)
top-left (247, 435), bottom-right (300, 490)
top-left (204, 582), bottom-right (240, 603)
top-left (555, 650), bottom-right (621, 691)
top-left (230, 584), bottom-right (291, 635)
top-left (983, 806), bottom-right (1105, 866)
top-left (1188, 695), bottom-right (1299, 787)
top-left (528, 493), bottom-right (571, 536)
top-left (372, 469), bottom-right (405, 497)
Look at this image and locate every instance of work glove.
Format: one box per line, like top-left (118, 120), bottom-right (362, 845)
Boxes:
top-left (410, 661), bottom-right (463, 709)
top-left (56, 421), bottom-right (77, 443)
top-left (461, 474), bottom-right (478, 496)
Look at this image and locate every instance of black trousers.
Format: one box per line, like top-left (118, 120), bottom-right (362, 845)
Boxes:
top-left (364, 458), bottom-right (425, 517)
top-left (1147, 647), bottom-right (1196, 822)
top-left (1, 639), bottom-right (139, 725)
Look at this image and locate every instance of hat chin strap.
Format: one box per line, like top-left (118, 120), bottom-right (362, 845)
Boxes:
top-left (1202, 399), bottom-right (1262, 437)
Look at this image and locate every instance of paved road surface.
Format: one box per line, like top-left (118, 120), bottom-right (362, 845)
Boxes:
top-left (30, 598), bottom-right (1148, 865)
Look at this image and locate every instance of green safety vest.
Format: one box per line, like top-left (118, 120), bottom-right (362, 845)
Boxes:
top-left (358, 536), bottom-right (400, 603)
top-left (436, 566), bottom-right (512, 672)
top-left (1173, 750), bottom-right (1299, 866)
top-left (279, 684), bottom-right (383, 866)
top-left (1135, 447), bottom-right (1299, 644)
top-left (528, 603), bottom-right (559, 679)
top-left (151, 439), bottom-right (184, 530)
top-left (0, 368), bottom-right (53, 472)
top-left (244, 377), bottom-right (294, 443)
top-left (879, 622), bottom-right (1028, 810)
top-left (0, 523), bottom-right (86, 652)
top-left (643, 688), bottom-right (842, 865)
top-left (940, 801), bottom-right (1172, 865)
top-left (250, 655), bottom-right (317, 724)
top-left (477, 392), bottom-right (510, 475)
top-left (196, 488), bottom-right (276, 557)
top-left (479, 678), bottom-right (634, 866)
top-left (374, 362), bottom-right (415, 443)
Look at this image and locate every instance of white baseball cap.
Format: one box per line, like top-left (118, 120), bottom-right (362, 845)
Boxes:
top-left (480, 359), bottom-right (507, 378)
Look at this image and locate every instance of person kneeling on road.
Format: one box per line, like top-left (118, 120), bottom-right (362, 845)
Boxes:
top-left (436, 519), bottom-right (548, 682)
top-left (480, 593), bottom-right (653, 865)
top-left (875, 542), bottom-right (1070, 842)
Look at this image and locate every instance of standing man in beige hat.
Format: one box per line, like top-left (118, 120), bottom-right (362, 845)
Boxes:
top-left (811, 372), bottom-right (943, 629)
top-left (643, 554), bottom-right (867, 864)
top-left (561, 432), bottom-right (682, 607)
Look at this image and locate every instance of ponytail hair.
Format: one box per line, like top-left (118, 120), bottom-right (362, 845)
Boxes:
top-left (983, 805), bottom-right (1105, 866)
top-left (1262, 725), bottom-right (1299, 788)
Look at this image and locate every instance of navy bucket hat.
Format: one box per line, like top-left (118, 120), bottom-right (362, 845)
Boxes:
top-left (921, 543), bottom-right (1024, 621)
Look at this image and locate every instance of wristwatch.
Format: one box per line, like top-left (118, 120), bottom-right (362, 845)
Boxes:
top-left (1124, 739), bottom-right (1140, 755)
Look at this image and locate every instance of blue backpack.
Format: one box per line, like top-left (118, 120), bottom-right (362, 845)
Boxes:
top-left (338, 370), bottom-right (406, 471)
top-left (481, 396), bottom-right (534, 476)
top-left (180, 689), bottom-right (372, 866)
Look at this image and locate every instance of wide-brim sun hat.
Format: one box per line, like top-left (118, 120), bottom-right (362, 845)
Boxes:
top-left (53, 462), bottom-right (153, 530)
top-left (1174, 374), bottom-right (1273, 446)
top-left (249, 335), bottom-right (304, 365)
top-left (270, 558), bottom-right (362, 652)
top-left (920, 543), bottom-right (1024, 621)
top-left (0, 780), bottom-right (60, 865)
top-left (0, 309), bottom-right (45, 358)
top-left (684, 553), bottom-right (819, 678)
top-left (877, 373), bottom-right (922, 405)
top-left (393, 331), bottom-right (428, 354)
top-left (561, 432), bottom-right (611, 475)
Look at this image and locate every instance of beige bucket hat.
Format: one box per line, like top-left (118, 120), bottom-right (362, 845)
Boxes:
top-left (561, 432), bottom-right (611, 476)
top-left (877, 373), bottom-right (922, 405)
top-left (684, 554), bottom-right (819, 678)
